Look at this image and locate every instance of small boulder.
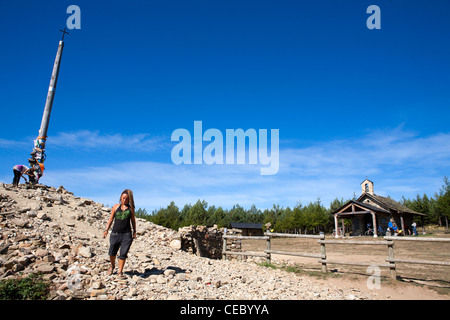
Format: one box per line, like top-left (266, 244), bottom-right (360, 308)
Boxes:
top-left (78, 246), bottom-right (92, 258)
top-left (169, 239), bottom-right (181, 250)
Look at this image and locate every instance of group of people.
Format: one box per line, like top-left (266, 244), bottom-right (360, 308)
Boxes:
top-left (387, 218), bottom-right (418, 236)
top-left (12, 163), bottom-right (44, 187)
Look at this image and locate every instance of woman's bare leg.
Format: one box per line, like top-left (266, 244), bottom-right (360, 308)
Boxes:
top-left (108, 256), bottom-right (116, 274)
top-left (118, 258), bottom-right (126, 275)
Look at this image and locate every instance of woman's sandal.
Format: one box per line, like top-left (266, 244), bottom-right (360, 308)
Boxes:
top-left (117, 272), bottom-right (126, 279)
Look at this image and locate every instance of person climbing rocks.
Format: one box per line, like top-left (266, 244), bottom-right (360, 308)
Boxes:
top-left (103, 189), bottom-right (137, 278)
top-left (12, 164), bottom-right (30, 187)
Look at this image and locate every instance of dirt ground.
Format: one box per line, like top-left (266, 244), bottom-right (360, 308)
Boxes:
top-left (241, 232), bottom-right (450, 300)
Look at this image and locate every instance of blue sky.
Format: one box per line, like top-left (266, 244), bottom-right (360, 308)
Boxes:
top-left (1, 0), bottom-right (449, 212)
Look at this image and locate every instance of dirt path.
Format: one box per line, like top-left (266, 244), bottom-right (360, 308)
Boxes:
top-left (243, 236), bottom-right (450, 300)
top-left (271, 254), bottom-right (449, 300)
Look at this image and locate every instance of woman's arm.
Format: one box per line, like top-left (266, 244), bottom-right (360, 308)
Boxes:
top-left (21, 169), bottom-right (28, 182)
top-left (103, 204), bottom-right (118, 238)
top-left (131, 207), bottom-right (137, 238)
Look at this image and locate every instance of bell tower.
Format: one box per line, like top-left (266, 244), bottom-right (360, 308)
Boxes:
top-left (361, 179), bottom-right (374, 195)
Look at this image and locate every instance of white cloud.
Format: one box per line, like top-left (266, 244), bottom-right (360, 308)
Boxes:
top-left (282, 127), bottom-right (450, 177)
top-left (0, 130), bottom-right (168, 157)
top-left (48, 130), bottom-right (168, 152)
top-left (0, 138), bottom-right (29, 149)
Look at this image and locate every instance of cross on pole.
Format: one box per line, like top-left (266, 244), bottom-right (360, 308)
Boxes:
top-left (59, 28), bottom-right (69, 41)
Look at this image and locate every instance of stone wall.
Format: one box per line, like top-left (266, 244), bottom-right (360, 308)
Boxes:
top-left (178, 225), bottom-right (243, 260)
top-left (222, 228), bottom-right (242, 260)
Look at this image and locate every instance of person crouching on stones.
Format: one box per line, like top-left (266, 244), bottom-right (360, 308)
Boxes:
top-left (12, 164), bottom-right (30, 187)
top-left (103, 189), bottom-right (137, 278)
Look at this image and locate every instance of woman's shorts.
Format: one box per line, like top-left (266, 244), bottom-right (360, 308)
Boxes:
top-left (108, 232), bottom-right (133, 259)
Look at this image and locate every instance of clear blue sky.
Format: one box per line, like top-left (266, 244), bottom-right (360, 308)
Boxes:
top-left (1, 0), bottom-right (449, 211)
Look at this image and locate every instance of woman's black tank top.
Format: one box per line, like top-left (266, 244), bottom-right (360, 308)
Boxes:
top-left (111, 205), bottom-right (132, 233)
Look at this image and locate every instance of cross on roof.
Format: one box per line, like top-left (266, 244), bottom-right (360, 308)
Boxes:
top-left (59, 28), bottom-right (69, 41)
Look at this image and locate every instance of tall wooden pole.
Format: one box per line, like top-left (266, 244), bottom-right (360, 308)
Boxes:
top-left (38, 39), bottom-right (64, 140)
top-left (28, 29), bottom-right (68, 180)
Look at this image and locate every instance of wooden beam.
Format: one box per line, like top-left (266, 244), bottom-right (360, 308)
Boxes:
top-left (386, 257), bottom-right (450, 266)
top-left (222, 250), bottom-right (268, 258)
top-left (337, 211), bottom-right (371, 216)
top-left (318, 259), bottom-right (391, 268)
top-left (353, 202), bottom-right (374, 212)
top-left (223, 235), bottom-right (269, 240)
top-left (319, 240), bottom-right (391, 245)
top-left (265, 250), bottom-right (324, 259)
top-left (267, 232), bottom-right (323, 239)
top-left (384, 236), bottom-right (450, 242)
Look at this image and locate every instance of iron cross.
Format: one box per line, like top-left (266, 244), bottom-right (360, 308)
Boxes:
top-left (59, 28), bottom-right (69, 41)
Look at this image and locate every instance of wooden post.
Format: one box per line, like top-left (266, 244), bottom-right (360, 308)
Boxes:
top-left (334, 214), bottom-right (339, 238)
top-left (222, 236), bottom-right (227, 260)
top-left (400, 214), bottom-right (405, 234)
top-left (266, 233), bottom-right (271, 264)
top-left (320, 233), bottom-right (327, 273)
top-left (421, 216), bottom-right (425, 235)
top-left (387, 240), bottom-right (396, 279)
top-left (372, 211), bottom-right (378, 238)
top-left (38, 40), bottom-right (65, 140)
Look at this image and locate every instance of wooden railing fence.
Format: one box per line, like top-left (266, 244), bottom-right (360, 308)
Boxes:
top-left (222, 232), bottom-right (450, 280)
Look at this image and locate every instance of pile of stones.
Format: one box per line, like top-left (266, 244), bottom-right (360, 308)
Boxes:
top-left (0, 183), bottom-right (374, 300)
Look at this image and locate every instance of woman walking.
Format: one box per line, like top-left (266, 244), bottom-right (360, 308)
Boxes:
top-left (103, 189), bottom-right (137, 278)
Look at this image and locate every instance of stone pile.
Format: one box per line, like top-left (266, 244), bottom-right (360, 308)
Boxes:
top-left (0, 183), bottom-right (375, 300)
top-left (178, 225), bottom-right (226, 259)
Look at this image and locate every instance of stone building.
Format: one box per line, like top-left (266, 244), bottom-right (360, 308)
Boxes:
top-left (331, 179), bottom-right (425, 237)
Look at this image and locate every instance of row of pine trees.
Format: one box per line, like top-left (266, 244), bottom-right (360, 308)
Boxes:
top-left (136, 177), bottom-right (450, 233)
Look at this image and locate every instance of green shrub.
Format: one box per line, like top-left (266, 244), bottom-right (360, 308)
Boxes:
top-left (0, 273), bottom-right (50, 300)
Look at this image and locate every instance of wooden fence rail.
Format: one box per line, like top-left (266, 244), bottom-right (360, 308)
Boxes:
top-left (383, 236), bottom-right (450, 271)
top-left (222, 233), bottom-right (450, 280)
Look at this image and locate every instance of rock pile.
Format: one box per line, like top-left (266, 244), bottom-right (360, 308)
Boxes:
top-left (0, 183), bottom-right (375, 300)
top-left (178, 225), bottom-right (227, 259)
